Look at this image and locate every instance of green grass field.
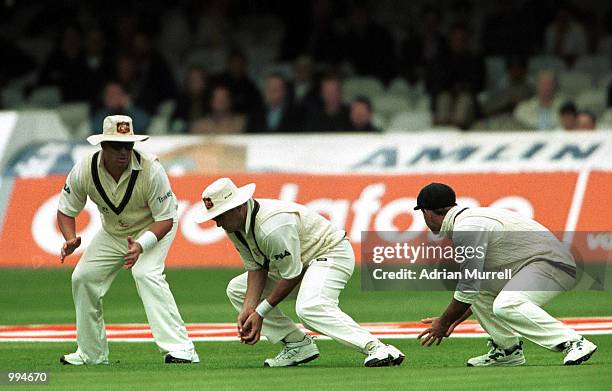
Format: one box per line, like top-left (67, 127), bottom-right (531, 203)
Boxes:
top-left (1, 268), bottom-right (611, 390)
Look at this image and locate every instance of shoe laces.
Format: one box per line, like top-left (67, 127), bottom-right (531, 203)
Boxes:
top-left (563, 339), bottom-right (583, 354)
top-left (276, 336), bottom-right (311, 360)
top-left (486, 339), bottom-right (504, 355)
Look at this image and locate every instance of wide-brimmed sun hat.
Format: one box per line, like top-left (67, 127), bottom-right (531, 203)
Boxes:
top-left (86, 115), bottom-right (149, 145)
top-left (194, 177), bottom-right (256, 223)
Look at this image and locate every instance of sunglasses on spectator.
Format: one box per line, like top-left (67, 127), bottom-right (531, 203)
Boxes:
top-left (105, 141), bottom-right (134, 151)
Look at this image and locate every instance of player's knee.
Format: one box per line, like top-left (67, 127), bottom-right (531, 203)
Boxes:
top-left (492, 293), bottom-right (526, 318)
top-left (295, 298), bottom-right (323, 322)
top-left (226, 276), bottom-right (244, 301)
top-left (131, 266), bottom-right (157, 284)
top-left (71, 268), bottom-right (94, 288)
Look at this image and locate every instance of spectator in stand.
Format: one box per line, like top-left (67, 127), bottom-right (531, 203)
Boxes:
top-left (576, 110), bottom-right (597, 130)
top-left (349, 96), bottom-right (379, 132)
top-left (83, 27), bottom-right (113, 105)
top-left (172, 66), bottom-right (210, 133)
top-left (210, 49), bottom-right (263, 114)
top-left (400, 6), bottom-right (448, 86)
top-left (514, 70), bottom-right (564, 130)
top-left (431, 23), bottom-right (485, 130)
top-left (245, 73), bottom-right (298, 133)
top-left (303, 73), bottom-right (350, 132)
top-left (190, 84), bottom-right (244, 134)
top-left (292, 55), bottom-right (318, 110)
top-left (91, 81), bottom-right (151, 133)
top-left (38, 24), bottom-right (91, 102)
top-left (343, 3), bottom-right (396, 84)
top-left (481, 56), bottom-right (533, 117)
top-left (557, 102), bottom-right (578, 131)
top-left (544, 2), bottom-right (588, 67)
top-left (130, 31), bottom-right (178, 113)
top-left (305, 0), bottom-right (345, 64)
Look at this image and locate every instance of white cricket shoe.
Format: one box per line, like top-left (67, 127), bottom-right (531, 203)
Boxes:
top-left (60, 350), bottom-right (108, 366)
top-left (562, 338), bottom-right (597, 365)
top-left (467, 340), bottom-right (525, 367)
top-left (264, 335), bottom-right (320, 367)
top-left (364, 343), bottom-right (405, 367)
top-left (165, 349), bottom-right (200, 364)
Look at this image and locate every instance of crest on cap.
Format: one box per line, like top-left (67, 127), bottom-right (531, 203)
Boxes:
top-left (117, 122), bottom-right (131, 134)
top-left (194, 178), bottom-right (256, 223)
top-left (203, 197), bottom-right (214, 210)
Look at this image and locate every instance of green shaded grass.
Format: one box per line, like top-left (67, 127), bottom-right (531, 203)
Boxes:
top-left (0, 337), bottom-right (610, 391)
top-left (1, 268), bottom-right (611, 390)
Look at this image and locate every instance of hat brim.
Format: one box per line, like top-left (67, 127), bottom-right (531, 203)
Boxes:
top-left (194, 183), bottom-right (256, 223)
top-left (87, 134), bottom-right (150, 145)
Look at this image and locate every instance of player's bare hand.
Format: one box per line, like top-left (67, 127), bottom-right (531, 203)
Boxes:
top-left (421, 316), bottom-right (461, 337)
top-left (237, 307), bottom-right (255, 337)
top-left (124, 236), bottom-right (142, 269)
top-left (240, 312), bottom-right (263, 345)
top-left (417, 318), bottom-right (449, 347)
top-left (60, 236), bottom-right (81, 263)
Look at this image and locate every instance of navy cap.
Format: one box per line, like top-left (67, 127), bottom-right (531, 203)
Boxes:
top-left (414, 183), bottom-right (457, 210)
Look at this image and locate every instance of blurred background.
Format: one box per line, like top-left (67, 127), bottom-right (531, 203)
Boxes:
top-left (1, 0), bottom-right (612, 135)
top-left (0, 0), bottom-right (610, 269)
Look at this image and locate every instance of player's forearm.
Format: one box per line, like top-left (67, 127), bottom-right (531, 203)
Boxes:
top-left (243, 269), bottom-right (268, 310)
top-left (266, 276), bottom-right (302, 307)
top-left (57, 211), bottom-right (77, 240)
top-left (148, 219), bottom-right (173, 240)
top-left (439, 298), bottom-right (472, 327)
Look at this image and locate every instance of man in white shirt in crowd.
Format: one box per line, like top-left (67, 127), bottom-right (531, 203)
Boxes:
top-left (416, 183), bottom-right (597, 366)
top-left (57, 115), bottom-right (198, 365)
top-left (195, 178), bottom-right (404, 367)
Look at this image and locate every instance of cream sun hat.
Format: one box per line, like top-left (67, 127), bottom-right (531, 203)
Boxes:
top-left (86, 115), bottom-right (149, 145)
top-left (195, 178), bottom-right (256, 223)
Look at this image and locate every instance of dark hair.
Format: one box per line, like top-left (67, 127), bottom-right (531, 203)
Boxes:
top-left (352, 95), bottom-right (372, 111)
top-left (560, 101), bottom-right (577, 115)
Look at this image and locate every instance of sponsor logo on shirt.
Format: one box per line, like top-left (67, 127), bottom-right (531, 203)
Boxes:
top-left (273, 250), bottom-right (291, 261)
top-left (158, 190), bottom-right (172, 203)
top-left (63, 184), bottom-right (71, 194)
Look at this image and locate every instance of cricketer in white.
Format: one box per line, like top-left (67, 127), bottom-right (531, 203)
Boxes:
top-left (415, 183), bottom-right (597, 366)
top-left (57, 115), bottom-right (198, 365)
top-left (195, 177), bottom-right (405, 367)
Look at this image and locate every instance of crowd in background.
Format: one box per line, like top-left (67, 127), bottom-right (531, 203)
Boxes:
top-left (1, 0), bottom-right (612, 134)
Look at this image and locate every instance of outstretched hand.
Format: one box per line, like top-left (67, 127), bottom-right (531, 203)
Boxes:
top-left (421, 316), bottom-right (463, 337)
top-left (417, 317), bottom-right (450, 347)
top-left (60, 237), bottom-right (81, 262)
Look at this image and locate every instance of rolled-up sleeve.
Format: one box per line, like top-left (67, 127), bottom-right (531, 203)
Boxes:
top-left (147, 161), bottom-right (178, 221)
top-left (261, 214), bottom-right (303, 279)
top-left (58, 163), bottom-right (87, 217)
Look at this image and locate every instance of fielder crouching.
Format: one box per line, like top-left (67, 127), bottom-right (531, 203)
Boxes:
top-left (415, 183), bottom-right (597, 366)
top-left (57, 115), bottom-right (198, 365)
top-left (195, 178), bottom-right (404, 367)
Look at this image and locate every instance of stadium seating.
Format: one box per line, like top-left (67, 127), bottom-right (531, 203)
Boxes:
top-left (386, 110), bottom-right (432, 132)
top-left (372, 95), bottom-right (411, 121)
top-left (28, 86), bottom-right (61, 108)
top-left (343, 77), bottom-right (385, 102)
top-left (576, 90), bottom-right (608, 117)
top-left (559, 71), bottom-right (593, 96)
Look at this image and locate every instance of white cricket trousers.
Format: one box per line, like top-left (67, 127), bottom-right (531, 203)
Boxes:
top-left (471, 261), bottom-right (581, 350)
top-left (71, 223), bottom-right (194, 364)
top-left (226, 240), bottom-right (377, 353)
